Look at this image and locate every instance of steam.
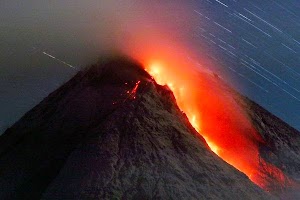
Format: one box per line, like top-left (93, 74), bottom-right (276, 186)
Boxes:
top-left (89, 0), bottom-right (199, 61)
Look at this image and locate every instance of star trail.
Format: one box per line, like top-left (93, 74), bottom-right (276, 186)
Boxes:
top-left (191, 0), bottom-right (300, 130)
top-left (0, 0), bottom-right (299, 133)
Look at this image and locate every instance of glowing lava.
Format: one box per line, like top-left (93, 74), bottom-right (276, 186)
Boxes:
top-left (126, 81), bottom-right (141, 100)
top-left (146, 60), bottom-right (223, 156)
top-left (143, 59), bottom-right (293, 191)
top-left (130, 80), bottom-right (141, 100)
top-left (116, 7), bottom-right (293, 189)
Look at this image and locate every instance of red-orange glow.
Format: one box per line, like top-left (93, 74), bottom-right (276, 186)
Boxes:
top-left (128, 81), bottom-right (141, 100)
top-left (116, 9), bottom-right (293, 190)
top-left (141, 54), bottom-right (292, 191)
top-left (146, 61), bottom-right (221, 155)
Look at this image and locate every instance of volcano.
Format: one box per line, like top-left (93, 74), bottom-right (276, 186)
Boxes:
top-left (0, 56), bottom-right (299, 199)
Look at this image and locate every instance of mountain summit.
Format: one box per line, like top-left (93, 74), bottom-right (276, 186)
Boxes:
top-left (0, 56), bottom-right (299, 199)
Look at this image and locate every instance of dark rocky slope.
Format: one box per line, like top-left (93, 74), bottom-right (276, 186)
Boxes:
top-left (243, 98), bottom-right (300, 181)
top-left (0, 56), bottom-right (286, 199)
top-left (240, 97), bottom-right (300, 198)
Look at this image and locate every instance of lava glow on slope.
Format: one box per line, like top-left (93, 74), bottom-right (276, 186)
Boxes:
top-left (145, 61), bottom-right (220, 155)
top-left (111, 0), bottom-right (293, 191)
top-left (121, 32), bottom-right (292, 190)
top-left (140, 57), bottom-right (293, 191)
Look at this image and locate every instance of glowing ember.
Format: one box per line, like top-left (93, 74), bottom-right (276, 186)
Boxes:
top-left (128, 81), bottom-right (141, 100)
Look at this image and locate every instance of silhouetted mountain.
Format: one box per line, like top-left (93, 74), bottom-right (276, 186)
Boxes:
top-left (0, 56), bottom-right (298, 199)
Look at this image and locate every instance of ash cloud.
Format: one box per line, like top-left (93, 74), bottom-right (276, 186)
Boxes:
top-left (0, 0), bottom-right (199, 134)
top-left (1, 0), bottom-right (198, 65)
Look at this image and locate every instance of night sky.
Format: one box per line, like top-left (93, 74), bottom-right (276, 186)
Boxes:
top-left (0, 0), bottom-right (299, 134)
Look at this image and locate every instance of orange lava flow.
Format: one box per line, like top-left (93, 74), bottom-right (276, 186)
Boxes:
top-left (119, 22), bottom-right (292, 190)
top-left (138, 54), bottom-right (292, 191)
top-left (143, 59), bottom-right (295, 190)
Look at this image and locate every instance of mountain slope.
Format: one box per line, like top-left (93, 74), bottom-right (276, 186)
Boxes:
top-left (240, 97), bottom-right (300, 197)
top-left (0, 56), bottom-right (279, 199)
top-left (243, 98), bottom-right (300, 181)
